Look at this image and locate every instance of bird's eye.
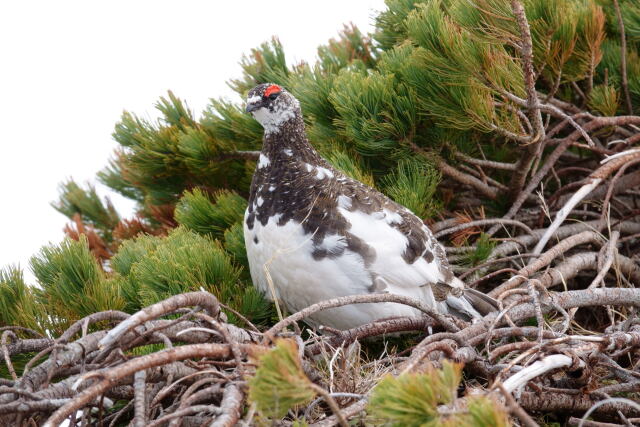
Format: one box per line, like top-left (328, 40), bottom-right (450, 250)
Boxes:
top-left (268, 92), bottom-right (279, 100)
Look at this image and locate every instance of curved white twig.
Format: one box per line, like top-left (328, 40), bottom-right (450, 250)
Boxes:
top-left (534, 148), bottom-right (640, 255)
top-left (502, 354), bottom-right (579, 395)
top-left (532, 178), bottom-right (602, 255)
top-left (601, 148), bottom-right (640, 164)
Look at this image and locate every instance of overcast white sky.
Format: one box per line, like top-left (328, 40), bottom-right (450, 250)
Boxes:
top-left (0, 0), bottom-right (386, 280)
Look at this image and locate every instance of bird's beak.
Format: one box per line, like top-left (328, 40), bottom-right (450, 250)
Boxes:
top-left (245, 102), bottom-right (262, 113)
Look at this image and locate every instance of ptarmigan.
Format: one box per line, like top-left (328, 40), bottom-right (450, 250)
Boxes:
top-left (244, 83), bottom-right (497, 330)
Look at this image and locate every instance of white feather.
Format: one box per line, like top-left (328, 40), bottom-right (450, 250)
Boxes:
top-left (338, 207), bottom-right (444, 291)
top-left (257, 154), bottom-right (270, 169)
top-left (249, 97), bottom-right (299, 134)
top-left (316, 234), bottom-right (347, 255)
top-left (243, 211), bottom-right (436, 329)
top-left (337, 195), bottom-right (352, 209)
top-left (315, 166), bottom-right (334, 180)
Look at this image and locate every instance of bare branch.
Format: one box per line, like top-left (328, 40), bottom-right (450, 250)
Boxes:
top-left (98, 291), bottom-right (220, 351)
top-left (434, 218), bottom-right (533, 239)
top-left (613, 0), bottom-right (633, 114)
top-left (265, 293), bottom-right (461, 339)
top-left (533, 150), bottom-right (640, 254)
top-left (455, 152), bottom-right (517, 171)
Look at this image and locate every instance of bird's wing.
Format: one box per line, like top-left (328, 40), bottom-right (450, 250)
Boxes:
top-left (295, 161), bottom-right (498, 319)
top-left (323, 170), bottom-right (458, 291)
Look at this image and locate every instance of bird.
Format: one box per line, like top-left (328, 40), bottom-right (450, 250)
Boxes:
top-left (243, 83), bottom-right (497, 330)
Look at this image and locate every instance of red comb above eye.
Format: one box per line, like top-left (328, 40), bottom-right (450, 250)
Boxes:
top-left (264, 84), bottom-right (282, 97)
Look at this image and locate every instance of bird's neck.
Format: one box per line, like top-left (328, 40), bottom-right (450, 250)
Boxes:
top-left (261, 115), bottom-right (322, 165)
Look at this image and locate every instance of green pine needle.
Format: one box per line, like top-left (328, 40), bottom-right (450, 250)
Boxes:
top-left (317, 24), bottom-right (377, 73)
top-left (324, 150), bottom-right (376, 187)
top-left (223, 222), bottom-right (249, 266)
top-left (330, 70), bottom-right (417, 156)
top-left (229, 37), bottom-right (290, 96)
top-left (381, 158), bottom-right (441, 219)
top-left (52, 179), bottom-right (120, 240)
top-left (248, 339), bottom-right (316, 419)
top-left (0, 266), bottom-right (44, 333)
top-left (468, 395), bottom-right (510, 427)
top-left (368, 360), bottom-right (462, 426)
top-left (588, 84), bottom-right (620, 115)
top-left (201, 99), bottom-right (263, 150)
top-left (622, 1), bottom-right (640, 42)
top-left (30, 236), bottom-right (124, 330)
top-left (374, 0), bottom-right (422, 51)
top-left (175, 188), bottom-right (247, 239)
top-left (462, 233), bottom-right (497, 266)
top-left (110, 227), bottom-right (273, 325)
top-left (127, 228), bottom-right (242, 306)
top-left (369, 361), bottom-right (508, 426)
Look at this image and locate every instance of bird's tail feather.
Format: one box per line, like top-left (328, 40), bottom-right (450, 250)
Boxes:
top-left (445, 288), bottom-right (498, 321)
top-left (463, 288), bottom-right (499, 316)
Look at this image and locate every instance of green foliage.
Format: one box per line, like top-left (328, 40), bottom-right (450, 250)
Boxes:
top-left (462, 233), bottom-right (497, 266)
top-left (175, 189), bottom-right (247, 239)
top-left (0, 266), bottom-right (43, 333)
top-left (111, 91), bottom-right (256, 206)
top-left (589, 84), bottom-right (620, 115)
top-left (369, 361), bottom-right (462, 426)
top-left (228, 37), bottom-right (290, 96)
top-left (404, 0), bottom-right (523, 133)
top-left (201, 99), bottom-right (263, 151)
top-left (97, 155), bottom-right (145, 202)
top-left (317, 24), bottom-right (377, 73)
top-left (248, 339), bottom-right (316, 419)
top-left (622, 0), bottom-right (640, 42)
top-left (110, 228), bottom-right (273, 325)
top-left (223, 222), bottom-right (249, 266)
top-left (374, 0), bottom-right (422, 51)
top-left (381, 158), bottom-right (441, 219)
top-left (563, 0), bottom-right (606, 81)
top-left (324, 150), bottom-right (375, 187)
top-left (110, 233), bottom-right (162, 311)
top-left (286, 67), bottom-right (342, 146)
top-left (330, 70), bottom-right (417, 156)
top-left (488, 0), bottom-right (605, 84)
top-left (368, 360), bottom-right (508, 426)
top-left (110, 233), bottom-right (161, 277)
top-left (468, 395), bottom-right (511, 427)
top-left (52, 179), bottom-right (120, 240)
top-left (30, 236), bottom-right (124, 329)
top-left (111, 103), bottom-right (194, 204)
top-left (527, 0), bottom-right (578, 74)
top-left (123, 228), bottom-right (240, 305)
top-left (597, 39), bottom-right (640, 112)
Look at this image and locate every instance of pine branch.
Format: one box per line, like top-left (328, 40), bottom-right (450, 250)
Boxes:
top-left (455, 153), bottom-right (517, 171)
top-left (504, 1), bottom-right (545, 200)
top-left (406, 141), bottom-right (499, 200)
top-left (613, 0), bottom-right (634, 114)
top-left (511, 1), bottom-right (545, 143)
top-left (437, 159), bottom-right (500, 200)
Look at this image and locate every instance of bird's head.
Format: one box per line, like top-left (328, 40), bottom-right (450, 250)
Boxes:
top-left (245, 84), bottom-right (301, 133)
